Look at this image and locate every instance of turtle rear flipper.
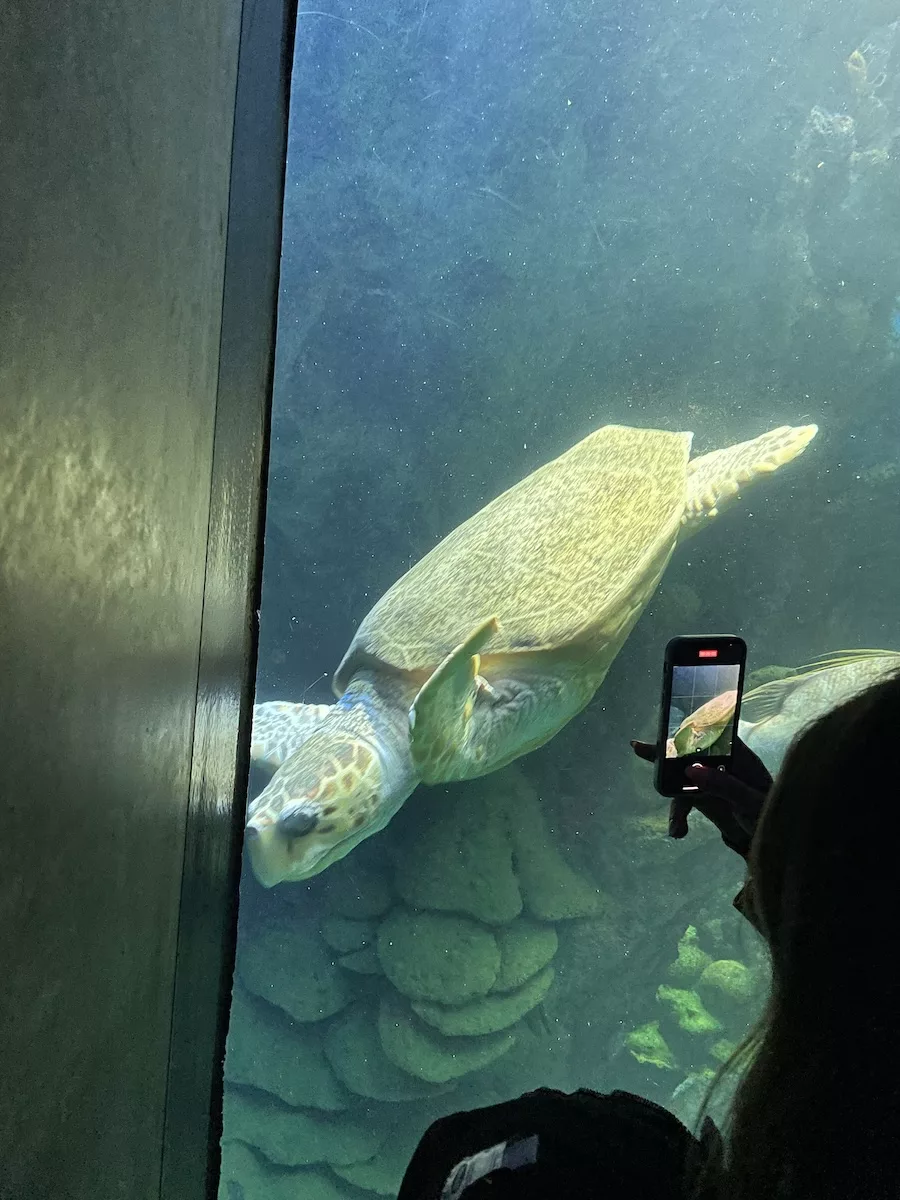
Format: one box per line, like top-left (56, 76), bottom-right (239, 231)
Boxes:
top-left (680, 423), bottom-right (818, 537)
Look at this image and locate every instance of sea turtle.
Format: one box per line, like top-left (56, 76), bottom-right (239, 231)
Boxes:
top-left (667, 689), bottom-right (738, 757)
top-left (247, 422), bottom-right (818, 885)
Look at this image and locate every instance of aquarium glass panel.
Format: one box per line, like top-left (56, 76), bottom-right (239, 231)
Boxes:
top-left (221, 0), bottom-right (900, 1193)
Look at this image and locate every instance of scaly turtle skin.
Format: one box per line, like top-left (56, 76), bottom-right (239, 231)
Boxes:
top-left (246, 422), bottom-right (818, 885)
top-left (667, 689), bottom-right (738, 758)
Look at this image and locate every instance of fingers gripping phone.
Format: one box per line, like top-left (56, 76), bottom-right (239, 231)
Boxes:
top-left (654, 635), bottom-right (747, 797)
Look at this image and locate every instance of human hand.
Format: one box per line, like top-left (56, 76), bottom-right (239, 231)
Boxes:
top-left (630, 736), bottom-right (772, 859)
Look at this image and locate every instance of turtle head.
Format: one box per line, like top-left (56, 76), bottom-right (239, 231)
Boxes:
top-left (244, 718), bottom-right (386, 885)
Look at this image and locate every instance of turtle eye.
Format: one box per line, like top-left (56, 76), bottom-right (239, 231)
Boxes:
top-left (277, 804), bottom-right (319, 838)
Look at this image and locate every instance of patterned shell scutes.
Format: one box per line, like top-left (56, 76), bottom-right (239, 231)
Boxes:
top-left (681, 689), bottom-right (738, 729)
top-left (335, 426), bottom-right (693, 685)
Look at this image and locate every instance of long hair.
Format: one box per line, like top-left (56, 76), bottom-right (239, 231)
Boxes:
top-left (702, 671), bottom-right (900, 1200)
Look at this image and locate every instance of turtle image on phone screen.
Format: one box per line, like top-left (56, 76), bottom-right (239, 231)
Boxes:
top-left (665, 665), bottom-right (741, 759)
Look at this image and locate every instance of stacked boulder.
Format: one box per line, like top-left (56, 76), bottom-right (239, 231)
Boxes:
top-left (220, 765), bottom-right (605, 1200)
top-left (621, 921), bottom-right (768, 1128)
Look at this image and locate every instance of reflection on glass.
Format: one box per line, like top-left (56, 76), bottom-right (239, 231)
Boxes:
top-left (219, 2), bottom-right (900, 1196)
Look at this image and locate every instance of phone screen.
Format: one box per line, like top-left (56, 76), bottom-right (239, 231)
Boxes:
top-left (655, 635), bottom-right (746, 796)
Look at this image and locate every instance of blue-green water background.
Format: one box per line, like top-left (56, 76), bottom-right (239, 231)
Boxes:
top-left (221, 1), bottom-right (900, 1195)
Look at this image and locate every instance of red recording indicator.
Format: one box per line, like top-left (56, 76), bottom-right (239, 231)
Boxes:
top-left (698, 649), bottom-right (718, 658)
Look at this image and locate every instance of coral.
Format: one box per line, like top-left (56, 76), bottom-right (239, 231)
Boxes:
top-left (323, 1002), bottom-right (454, 1102)
top-left (337, 947), bottom-right (383, 975)
top-left (454, 1017), bottom-right (573, 1109)
top-left (323, 859), bottom-right (393, 919)
top-left (379, 992), bottom-right (517, 1083)
top-left (698, 959), bottom-right (756, 1010)
top-left (501, 769), bottom-right (605, 920)
top-left (224, 985), bottom-right (349, 1111)
top-left (711, 1038), bottom-right (738, 1063)
top-left (219, 1141), bottom-right (359, 1200)
top-left (624, 1021), bottom-right (677, 1069)
top-left (222, 1087), bottom-right (382, 1168)
top-left (453, 1017), bottom-right (572, 1109)
top-left (331, 1109), bottom-right (446, 1197)
top-left (623, 811), bottom-right (673, 851)
top-left (412, 966), bottom-right (555, 1036)
top-left (656, 985), bottom-right (722, 1036)
top-left (394, 783), bottom-right (523, 924)
top-left (238, 913), bottom-right (351, 1024)
top-left (376, 907), bottom-right (500, 1004)
top-left (331, 1136), bottom-right (420, 1196)
top-left (701, 918), bottom-right (725, 950)
top-left (394, 769), bottom-right (603, 925)
top-left (321, 916), bottom-right (375, 953)
top-left (666, 925), bottom-right (713, 984)
top-left (493, 919), bottom-right (558, 992)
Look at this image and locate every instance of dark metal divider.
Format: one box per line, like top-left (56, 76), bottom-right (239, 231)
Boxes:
top-left (0, 0), bottom-right (294, 1193)
top-left (160, 0), bottom-right (297, 1193)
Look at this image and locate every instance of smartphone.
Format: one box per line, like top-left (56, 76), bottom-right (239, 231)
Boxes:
top-left (654, 634), bottom-right (747, 797)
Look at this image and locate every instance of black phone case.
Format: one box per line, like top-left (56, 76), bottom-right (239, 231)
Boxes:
top-left (654, 635), bottom-right (746, 797)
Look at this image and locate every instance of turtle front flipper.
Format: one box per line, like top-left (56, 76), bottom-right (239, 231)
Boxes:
top-left (671, 725), bottom-right (699, 756)
top-left (251, 701), bottom-right (333, 773)
top-left (408, 616), bottom-right (500, 783)
top-left (680, 423), bottom-right (818, 538)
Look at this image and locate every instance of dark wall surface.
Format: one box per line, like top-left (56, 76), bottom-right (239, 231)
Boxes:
top-left (0, 0), bottom-right (290, 1196)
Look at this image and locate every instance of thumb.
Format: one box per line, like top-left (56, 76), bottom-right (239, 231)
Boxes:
top-left (630, 739), bottom-right (657, 764)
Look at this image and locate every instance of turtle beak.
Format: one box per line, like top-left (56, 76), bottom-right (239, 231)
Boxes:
top-left (243, 803), bottom-right (323, 886)
top-left (243, 820), bottom-right (289, 888)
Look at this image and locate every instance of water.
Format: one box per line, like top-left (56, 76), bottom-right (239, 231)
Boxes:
top-left (220, 0), bottom-right (900, 1194)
